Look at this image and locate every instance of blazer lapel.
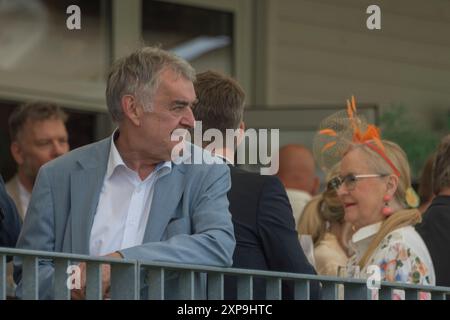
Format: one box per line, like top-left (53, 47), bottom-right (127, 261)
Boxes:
top-left (143, 164), bottom-right (186, 242)
top-left (70, 168), bottom-right (106, 254)
top-left (70, 139), bottom-right (110, 254)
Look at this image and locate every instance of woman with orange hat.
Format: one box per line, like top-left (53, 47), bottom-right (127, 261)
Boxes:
top-left (315, 97), bottom-right (435, 296)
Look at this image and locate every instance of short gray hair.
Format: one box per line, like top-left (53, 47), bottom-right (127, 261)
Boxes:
top-left (433, 134), bottom-right (450, 194)
top-left (106, 46), bottom-right (196, 122)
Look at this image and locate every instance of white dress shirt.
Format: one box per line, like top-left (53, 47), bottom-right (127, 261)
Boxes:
top-left (17, 179), bottom-right (30, 218)
top-left (89, 133), bottom-right (171, 256)
top-left (349, 221), bottom-right (383, 264)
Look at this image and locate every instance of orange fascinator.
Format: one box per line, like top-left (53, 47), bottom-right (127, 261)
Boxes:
top-left (313, 96), bottom-right (401, 177)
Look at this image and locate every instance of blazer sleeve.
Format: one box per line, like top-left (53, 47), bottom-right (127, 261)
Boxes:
top-left (14, 168), bottom-right (56, 299)
top-left (256, 176), bottom-right (320, 299)
top-left (0, 176), bottom-right (22, 252)
top-left (120, 164), bottom-right (236, 267)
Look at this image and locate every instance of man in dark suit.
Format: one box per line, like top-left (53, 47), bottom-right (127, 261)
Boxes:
top-left (192, 70), bottom-right (319, 299)
top-left (0, 175), bottom-right (21, 251)
top-left (1, 175), bottom-right (22, 298)
top-left (416, 134), bottom-right (450, 290)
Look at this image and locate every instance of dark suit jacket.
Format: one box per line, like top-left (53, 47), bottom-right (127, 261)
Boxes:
top-left (0, 176), bottom-right (21, 259)
top-left (416, 195), bottom-right (450, 289)
top-left (224, 166), bottom-right (319, 299)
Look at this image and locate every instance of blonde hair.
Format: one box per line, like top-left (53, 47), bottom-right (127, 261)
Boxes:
top-left (297, 165), bottom-right (344, 245)
top-left (354, 140), bottom-right (422, 268)
top-left (298, 196), bottom-right (324, 244)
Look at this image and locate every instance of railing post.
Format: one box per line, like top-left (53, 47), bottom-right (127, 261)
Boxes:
top-left (86, 262), bottom-right (103, 300)
top-left (266, 278), bottom-right (282, 300)
top-left (147, 267), bottom-right (165, 300)
top-left (379, 286), bottom-right (393, 300)
top-left (207, 272), bottom-right (224, 300)
top-left (0, 255), bottom-right (6, 300)
top-left (344, 283), bottom-right (371, 300)
top-left (237, 275), bottom-right (253, 300)
top-left (431, 291), bottom-right (446, 300)
top-left (54, 258), bottom-right (70, 300)
top-left (404, 289), bottom-right (420, 300)
top-left (110, 262), bottom-right (138, 300)
top-left (179, 270), bottom-right (195, 300)
top-left (22, 256), bottom-right (39, 300)
top-left (321, 282), bottom-right (339, 300)
top-left (294, 280), bottom-right (310, 300)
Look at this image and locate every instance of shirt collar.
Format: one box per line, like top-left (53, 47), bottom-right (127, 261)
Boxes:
top-left (350, 221), bottom-right (382, 261)
top-left (286, 188), bottom-right (312, 199)
top-left (352, 221), bottom-right (382, 243)
top-left (429, 195), bottom-right (450, 208)
top-left (17, 178), bottom-right (31, 198)
top-left (106, 129), bottom-right (172, 180)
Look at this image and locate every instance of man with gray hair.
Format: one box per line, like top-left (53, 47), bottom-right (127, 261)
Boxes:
top-left (416, 134), bottom-right (450, 290)
top-left (15, 47), bottom-right (235, 299)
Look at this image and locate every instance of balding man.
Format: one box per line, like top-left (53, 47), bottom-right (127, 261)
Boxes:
top-left (276, 144), bottom-right (320, 226)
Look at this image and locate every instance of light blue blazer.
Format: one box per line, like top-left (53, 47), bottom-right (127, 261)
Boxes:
top-left (15, 138), bottom-right (235, 299)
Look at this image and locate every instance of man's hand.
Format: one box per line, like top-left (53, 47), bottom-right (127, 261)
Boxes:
top-left (70, 252), bottom-right (123, 300)
top-left (70, 262), bottom-right (87, 300)
top-left (102, 252), bottom-right (123, 299)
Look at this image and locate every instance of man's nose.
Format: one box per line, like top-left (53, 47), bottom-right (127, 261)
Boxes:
top-left (52, 141), bottom-right (68, 157)
top-left (180, 107), bottom-right (195, 128)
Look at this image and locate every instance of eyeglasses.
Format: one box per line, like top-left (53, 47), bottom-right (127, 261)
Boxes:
top-left (328, 173), bottom-right (389, 191)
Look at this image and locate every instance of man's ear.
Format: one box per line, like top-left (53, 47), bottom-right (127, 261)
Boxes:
top-left (386, 174), bottom-right (399, 196)
top-left (236, 121), bottom-right (246, 147)
top-left (121, 95), bottom-right (142, 126)
top-left (10, 141), bottom-right (24, 165)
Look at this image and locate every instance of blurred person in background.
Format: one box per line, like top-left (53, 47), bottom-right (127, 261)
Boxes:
top-left (298, 165), bottom-right (352, 276)
top-left (277, 144), bottom-right (320, 226)
top-left (0, 174), bottom-right (21, 298)
top-left (416, 134), bottom-right (450, 289)
top-left (6, 101), bottom-right (69, 220)
top-left (0, 176), bottom-right (21, 247)
top-left (417, 153), bottom-right (435, 214)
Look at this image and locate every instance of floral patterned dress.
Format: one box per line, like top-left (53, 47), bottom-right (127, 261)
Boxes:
top-left (347, 223), bottom-right (435, 299)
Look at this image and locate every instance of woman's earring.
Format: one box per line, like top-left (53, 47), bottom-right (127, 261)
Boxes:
top-left (382, 194), bottom-right (393, 216)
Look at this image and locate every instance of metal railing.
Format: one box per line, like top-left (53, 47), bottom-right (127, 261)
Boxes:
top-left (1, 247), bottom-right (449, 300)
